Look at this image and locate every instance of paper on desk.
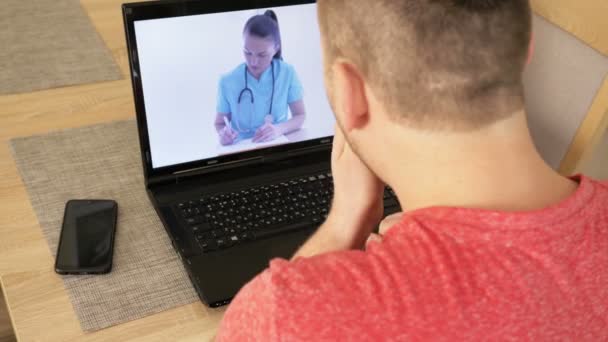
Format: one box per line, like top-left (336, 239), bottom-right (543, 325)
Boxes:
top-left (216, 135), bottom-right (290, 155)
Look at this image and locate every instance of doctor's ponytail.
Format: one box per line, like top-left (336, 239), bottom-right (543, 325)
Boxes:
top-left (244, 10), bottom-right (283, 60)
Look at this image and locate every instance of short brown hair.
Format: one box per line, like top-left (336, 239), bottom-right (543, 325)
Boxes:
top-left (317, 0), bottom-right (532, 130)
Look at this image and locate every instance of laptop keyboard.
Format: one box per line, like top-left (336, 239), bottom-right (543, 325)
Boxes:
top-left (174, 172), bottom-right (401, 254)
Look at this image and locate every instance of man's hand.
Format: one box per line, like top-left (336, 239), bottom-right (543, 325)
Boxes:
top-left (291, 125), bottom-right (385, 259)
top-left (366, 212), bottom-right (403, 248)
top-left (325, 124), bottom-right (385, 249)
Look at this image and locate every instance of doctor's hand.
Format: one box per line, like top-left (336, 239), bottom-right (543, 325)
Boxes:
top-left (219, 126), bottom-right (238, 146)
top-left (253, 116), bottom-right (281, 143)
top-left (326, 124), bottom-right (384, 250)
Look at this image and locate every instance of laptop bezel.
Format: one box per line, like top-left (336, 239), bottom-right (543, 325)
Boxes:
top-left (122, 0), bottom-right (331, 183)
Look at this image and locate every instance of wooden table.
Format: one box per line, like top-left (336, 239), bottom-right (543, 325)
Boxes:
top-left (0, 0), bottom-right (227, 340)
top-left (1, 0), bottom-right (607, 341)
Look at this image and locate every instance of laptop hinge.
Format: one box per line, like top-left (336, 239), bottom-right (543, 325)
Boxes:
top-left (148, 144), bottom-right (330, 186)
top-left (173, 156), bottom-right (264, 184)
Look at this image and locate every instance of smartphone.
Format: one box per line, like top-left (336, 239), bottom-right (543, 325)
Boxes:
top-left (55, 199), bottom-right (118, 275)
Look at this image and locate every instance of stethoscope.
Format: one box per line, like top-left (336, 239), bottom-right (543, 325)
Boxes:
top-left (235, 61), bottom-right (275, 133)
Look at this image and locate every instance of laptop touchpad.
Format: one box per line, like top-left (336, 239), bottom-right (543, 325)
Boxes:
top-left (188, 227), bottom-right (314, 306)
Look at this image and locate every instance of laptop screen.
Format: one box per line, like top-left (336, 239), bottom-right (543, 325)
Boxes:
top-left (133, 3), bottom-right (334, 169)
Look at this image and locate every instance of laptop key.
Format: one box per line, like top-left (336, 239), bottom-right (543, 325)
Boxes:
top-left (211, 229), bottom-right (224, 238)
top-left (200, 240), bottom-right (217, 253)
top-left (173, 172), bottom-right (350, 253)
top-left (311, 216), bottom-right (323, 224)
top-left (182, 208), bottom-right (194, 218)
top-left (241, 232), bottom-right (254, 241)
top-left (186, 217), bottom-right (205, 226)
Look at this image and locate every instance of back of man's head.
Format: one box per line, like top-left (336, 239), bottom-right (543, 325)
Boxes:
top-left (317, 0), bottom-right (532, 131)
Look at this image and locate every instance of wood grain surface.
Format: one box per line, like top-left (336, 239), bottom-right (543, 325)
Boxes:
top-left (0, 289), bottom-right (15, 342)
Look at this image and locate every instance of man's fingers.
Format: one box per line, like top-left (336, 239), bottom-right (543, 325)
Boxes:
top-left (365, 233), bottom-right (382, 250)
top-left (378, 212), bottom-right (403, 235)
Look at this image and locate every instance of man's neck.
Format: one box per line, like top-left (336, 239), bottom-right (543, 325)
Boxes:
top-left (382, 111), bottom-right (578, 213)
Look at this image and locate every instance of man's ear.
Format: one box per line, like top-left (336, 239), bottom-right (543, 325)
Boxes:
top-left (332, 61), bottom-right (370, 133)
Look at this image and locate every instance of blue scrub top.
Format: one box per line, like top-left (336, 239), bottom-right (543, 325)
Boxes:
top-left (216, 58), bottom-right (303, 140)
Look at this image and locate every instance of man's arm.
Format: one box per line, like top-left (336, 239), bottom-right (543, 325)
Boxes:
top-left (293, 124), bottom-right (384, 259)
top-left (292, 210), bottom-right (378, 259)
top-left (217, 125), bottom-right (385, 340)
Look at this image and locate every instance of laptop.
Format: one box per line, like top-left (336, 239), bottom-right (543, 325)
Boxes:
top-left (122, 0), bottom-right (401, 307)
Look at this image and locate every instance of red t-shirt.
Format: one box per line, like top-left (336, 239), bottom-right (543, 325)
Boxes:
top-left (217, 176), bottom-right (608, 341)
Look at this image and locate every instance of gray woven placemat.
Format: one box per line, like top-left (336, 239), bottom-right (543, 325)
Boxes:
top-left (9, 121), bottom-right (200, 332)
top-left (0, 0), bottom-right (122, 95)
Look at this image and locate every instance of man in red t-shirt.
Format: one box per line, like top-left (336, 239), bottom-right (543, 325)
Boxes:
top-left (217, 0), bottom-right (608, 340)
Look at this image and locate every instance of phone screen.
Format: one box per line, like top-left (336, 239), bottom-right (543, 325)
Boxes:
top-left (55, 200), bottom-right (117, 274)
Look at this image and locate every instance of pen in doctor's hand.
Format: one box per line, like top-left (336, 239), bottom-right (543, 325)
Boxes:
top-left (219, 116), bottom-right (237, 145)
top-left (222, 116), bottom-right (231, 129)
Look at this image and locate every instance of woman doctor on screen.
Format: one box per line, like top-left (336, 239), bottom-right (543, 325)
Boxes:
top-left (214, 10), bottom-right (306, 146)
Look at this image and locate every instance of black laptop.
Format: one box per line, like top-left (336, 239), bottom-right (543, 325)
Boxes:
top-left (122, 0), bottom-right (401, 307)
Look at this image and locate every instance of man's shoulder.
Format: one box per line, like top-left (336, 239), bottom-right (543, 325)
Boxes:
top-left (580, 175), bottom-right (608, 202)
top-left (218, 250), bottom-right (379, 340)
top-left (266, 249), bottom-right (374, 289)
top-left (248, 249), bottom-right (383, 312)
top-left (593, 177), bottom-right (608, 189)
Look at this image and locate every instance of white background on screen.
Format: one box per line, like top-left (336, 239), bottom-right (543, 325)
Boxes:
top-left (135, 4), bottom-right (334, 168)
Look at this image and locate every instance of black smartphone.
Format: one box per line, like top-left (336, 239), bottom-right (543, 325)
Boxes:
top-left (55, 199), bottom-right (118, 275)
